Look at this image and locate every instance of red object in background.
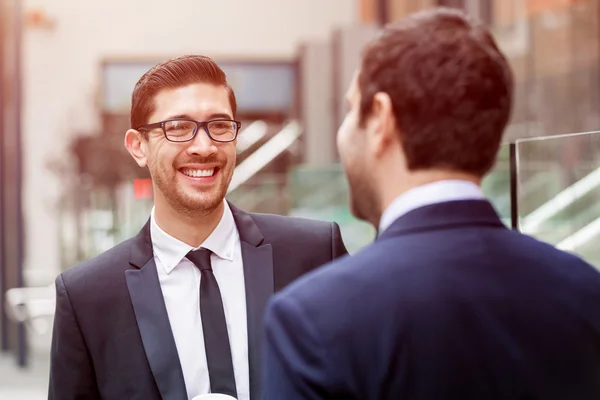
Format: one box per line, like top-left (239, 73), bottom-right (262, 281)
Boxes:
top-left (133, 179), bottom-right (153, 199)
top-left (29, 10), bottom-right (42, 24)
top-left (25, 8), bottom-right (56, 29)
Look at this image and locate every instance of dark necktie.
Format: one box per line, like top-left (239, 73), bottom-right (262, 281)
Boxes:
top-left (187, 249), bottom-right (237, 398)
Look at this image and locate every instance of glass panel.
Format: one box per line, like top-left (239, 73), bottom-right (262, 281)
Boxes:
top-left (481, 143), bottom-right (512, 227)
top-left (227, 173), bottom-right (289, 216)
top-left (516, 131), bottom-right (600, 268)
top-left (290, 147), bottom-right (517, 254)
top-left (288, 164), bottom-right (375, 253)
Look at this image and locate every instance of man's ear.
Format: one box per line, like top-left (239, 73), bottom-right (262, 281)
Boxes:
top-left (124, 129), bottom-right (148, 168)
top-left (367, 91), bottom-right (396, 158)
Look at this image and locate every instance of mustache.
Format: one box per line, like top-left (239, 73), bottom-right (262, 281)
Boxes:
top-left (175, 155), bottom-right (224, 167)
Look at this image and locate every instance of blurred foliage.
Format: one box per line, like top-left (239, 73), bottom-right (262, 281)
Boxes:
top-left (69, 132), bottom-right (149, 190)
top-left (63, 113), bottom-right (149, 190)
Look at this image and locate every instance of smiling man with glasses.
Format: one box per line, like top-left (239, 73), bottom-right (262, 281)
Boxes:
top-left (48, 55), bottom-right (348, 400)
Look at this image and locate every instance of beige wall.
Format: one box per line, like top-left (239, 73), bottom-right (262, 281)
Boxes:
top-left (388, 0), bottom-right (436, 20)
top-left (358, 0), bottom-right (436, 23)
top-left (22, 0), bottom-right (357, 284)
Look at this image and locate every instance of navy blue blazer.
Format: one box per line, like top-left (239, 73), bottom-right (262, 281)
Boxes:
top-left (263, 200), bottom-right (600, 400)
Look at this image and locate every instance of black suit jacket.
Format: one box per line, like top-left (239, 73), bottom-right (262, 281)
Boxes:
top-left (48, 203), bottom-right (347, 400)
top-left (264, 200), bottom-right (600, 399)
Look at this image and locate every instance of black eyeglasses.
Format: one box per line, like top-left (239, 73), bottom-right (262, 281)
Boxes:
top-left (136, 118), bottom-right (241, 143)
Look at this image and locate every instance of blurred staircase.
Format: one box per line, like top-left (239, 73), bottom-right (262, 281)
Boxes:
top-left (226, 120), bottom-right (302, 215)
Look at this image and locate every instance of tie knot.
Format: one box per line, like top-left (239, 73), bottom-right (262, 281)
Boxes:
top-left (186, 248), bottom-right (213, 271)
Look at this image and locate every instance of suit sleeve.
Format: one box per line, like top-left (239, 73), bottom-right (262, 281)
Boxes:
top-left (49, 274), bottom-right (100, 400)
top-left (331, 222), bottom-right (348, 259)
top-left (263, 293), bottom-right (341, 400)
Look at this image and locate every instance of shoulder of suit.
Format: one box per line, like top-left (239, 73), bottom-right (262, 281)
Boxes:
top-left (249, 212), bottom-right (334, 233)
top-left (245, 213), bottom-right (337, 248)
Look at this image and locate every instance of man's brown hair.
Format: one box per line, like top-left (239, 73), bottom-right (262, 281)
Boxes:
top-left (358, 7), bottom-right (513, 177)
top-left (130, 55), bottom-right (237, 129)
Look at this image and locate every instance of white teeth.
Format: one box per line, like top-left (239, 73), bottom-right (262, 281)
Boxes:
top-left (181, 169), bottom-right (214, 178)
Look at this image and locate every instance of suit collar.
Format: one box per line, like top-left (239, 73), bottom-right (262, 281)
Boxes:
top-left (379, 180), bottom-right (485, 234)
top-left (150, 203), bottom-right (237, 274)
top-left (126, 256), bottom-right (187, 400)
top-left (129, 219), bottom-right (153, 269)
top-left (228, 201), bottom-right (265, 247)
top-left (127, 201), bottom-right (273, 400)
top-left (129, 201), bottom-right (253, 270)
top-left (379, 199), bottom-right (506, 241)
top-left (227, 200), bottom-right (272, 399)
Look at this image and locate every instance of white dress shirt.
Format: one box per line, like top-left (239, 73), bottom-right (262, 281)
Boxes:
top-left (150, 201), bottom-right (250, 400)
top-left (378, 179), bottom-right (485, 235)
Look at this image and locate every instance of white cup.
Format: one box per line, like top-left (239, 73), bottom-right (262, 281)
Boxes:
top-left (191, 394), bottom-right (237, 400)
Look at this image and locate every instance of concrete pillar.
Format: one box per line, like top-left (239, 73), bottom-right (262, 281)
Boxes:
top-left (298, 40), bottom-right (337, 165)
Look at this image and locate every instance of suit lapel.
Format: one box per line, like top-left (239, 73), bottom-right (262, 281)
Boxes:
top-left (125, 220), bottom-right (187, 400)
top-left (229, 202), bottom-right (274, 400)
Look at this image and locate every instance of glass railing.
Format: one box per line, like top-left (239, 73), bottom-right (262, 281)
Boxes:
top-left (288, 153), bottom-right (531, 254)
top-left (227, 173), bottom-right (289, 215)
top-left (288, 164), bottom-right (375, 253)
top-left (482, 144), bottom-right (511, 226)
top-left (287, 135), bottom-right (600, 257)
top-left (482, 143), bottom-right (566, 228)
top-left (517, 131), bottom-right (600, 268)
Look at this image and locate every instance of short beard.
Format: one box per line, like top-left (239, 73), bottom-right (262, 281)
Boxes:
top-left (164, 182), bottom-right (225, 218)
top-left (347, 168), bottom-right (380, 228)
top-left (150, 160), bottom-right (228, 219)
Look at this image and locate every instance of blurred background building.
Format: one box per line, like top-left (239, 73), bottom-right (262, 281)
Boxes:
top-left (1, 0), bottom-right (600, 397)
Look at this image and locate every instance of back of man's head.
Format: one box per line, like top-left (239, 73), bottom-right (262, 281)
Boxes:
top-left (359, 7), bottom-right (513, 177)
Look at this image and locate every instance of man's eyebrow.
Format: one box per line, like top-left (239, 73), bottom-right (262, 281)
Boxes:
top-left (207, 113), bottom-right (234, 120)
top-left (163, 113), bottom-right (234, 121)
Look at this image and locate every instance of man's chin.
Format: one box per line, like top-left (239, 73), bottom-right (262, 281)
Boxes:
top-left (175, 191), bottom-right (225, 215)
top-left (160, 170), bottom-right (232, 216)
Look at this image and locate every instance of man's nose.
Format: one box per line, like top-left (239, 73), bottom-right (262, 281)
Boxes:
top-left (186, 129), bottom-right (217, 156)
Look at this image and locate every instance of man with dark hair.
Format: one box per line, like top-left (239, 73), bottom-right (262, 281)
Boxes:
top-left (263, 8), bottom-right (600, 399)
top-left (48, 55), bottom-right (347, 400)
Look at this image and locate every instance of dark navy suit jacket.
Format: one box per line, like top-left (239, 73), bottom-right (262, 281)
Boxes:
top-left (263, 200), bottom-right (600, 400)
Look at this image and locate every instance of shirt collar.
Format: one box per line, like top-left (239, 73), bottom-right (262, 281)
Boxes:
top-left (378, 179), bottom-right (485, 235)
top-left (150, 200), bottom-right (237, 274)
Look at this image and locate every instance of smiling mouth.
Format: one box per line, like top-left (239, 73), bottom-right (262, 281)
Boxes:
top-left (179, 167), bottom-right (219, 178)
